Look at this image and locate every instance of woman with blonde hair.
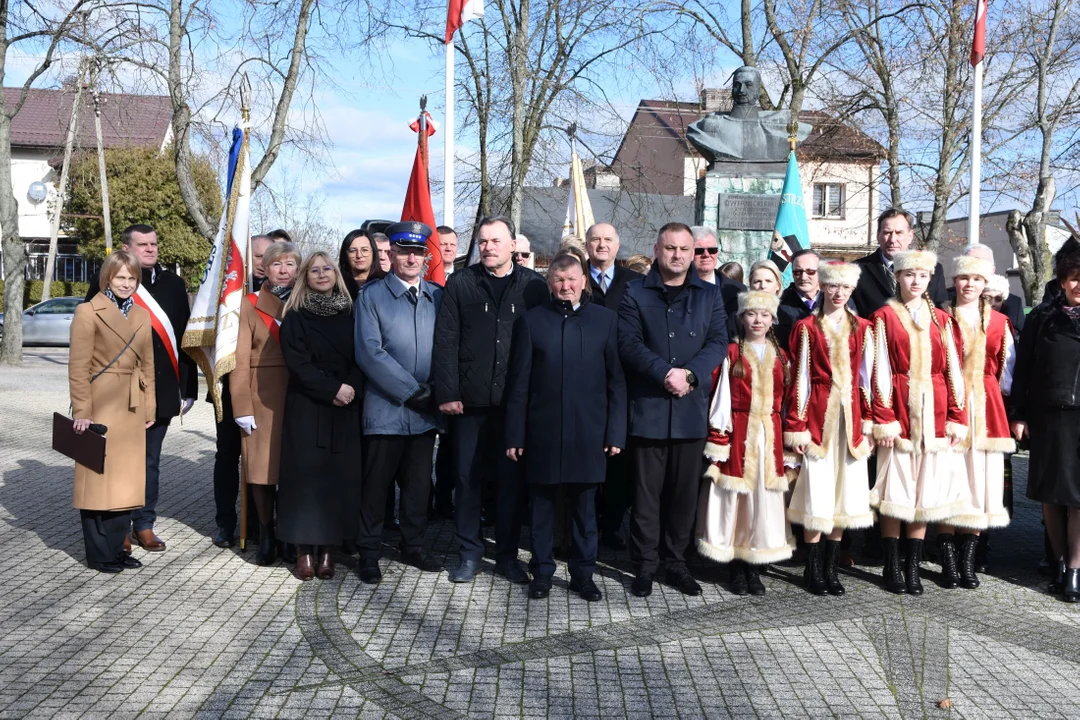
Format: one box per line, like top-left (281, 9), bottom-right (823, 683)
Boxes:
top-left (68, 251), bottom-right (156, 573)
top-left (748, 258), bottom-right (799, 350)
top-left (231, 242), bottom-right (302, 565)
top-left (276, 251), bottom-right (364, 581)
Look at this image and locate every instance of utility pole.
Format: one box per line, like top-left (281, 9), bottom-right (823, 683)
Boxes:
top-left (92, 58), bottom-right (112, 253)
top-left (42, 61), bottom-right (86, 302)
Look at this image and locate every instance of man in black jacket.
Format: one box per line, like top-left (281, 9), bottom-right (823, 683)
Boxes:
top-left (585, 222), bottom-right (641, 549)
top-left (779, 249), bottom-right (821, 320)
top-left (86, 224), bottom-right (198, 552)
top-left (852, 208), bottom-right (949, 318)
top-left (433, 216), bottom-right (549, 583)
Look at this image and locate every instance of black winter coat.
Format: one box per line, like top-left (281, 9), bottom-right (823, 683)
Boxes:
top-left (617, 267), bottom-right (728, 440)
top-left (276, 305), bottom-right (364, 546)
top-left (504, 298), bottom-right (626, 485)
top-left (1011, 301), bottom-right (1080, 418)
top-left (87, 266), bottom-right (198, 419)
top-left (588, 264), bottom-right (643, 312)
top-left (851, 248), bottom-right (949, 317)
top-left (433, 264), bottom-right (548, 408)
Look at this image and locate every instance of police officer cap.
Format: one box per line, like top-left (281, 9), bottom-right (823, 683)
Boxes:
top-left (386, 221), bottom-right (432, 250)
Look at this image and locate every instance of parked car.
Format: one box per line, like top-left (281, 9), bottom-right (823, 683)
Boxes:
top-left (0, 296), bottom-right (84, 346)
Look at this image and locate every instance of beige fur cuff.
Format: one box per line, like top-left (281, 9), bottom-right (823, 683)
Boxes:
top-left (704, 442), bottom-right (731, 463)
top-left (872, 421), bottom-right (902, 440)
top-left (783, 431), bottom-right (812, 449)
top-left (945, 422), bottom-right (969, 441)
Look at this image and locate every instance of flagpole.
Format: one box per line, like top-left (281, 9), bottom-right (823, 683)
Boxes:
top-left (444, 41), bottom-right (454, 228)
top-left (968, 60), bottom-right (983, 246)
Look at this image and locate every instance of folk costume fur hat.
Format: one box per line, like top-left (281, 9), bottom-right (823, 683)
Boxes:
top-left (951, 255), bottom-right (993, 280)
top-left (737, 290), bottom-right (780, 316)
top-left (818, 261), bottom-right (861, 287)
top-left (985, 273), bottom-right (1010, 299)
top-left (892, 249), bottom-right (937, 274)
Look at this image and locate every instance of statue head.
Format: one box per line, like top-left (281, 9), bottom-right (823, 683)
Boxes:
top-left (731, 66), bottom-right (761, 108)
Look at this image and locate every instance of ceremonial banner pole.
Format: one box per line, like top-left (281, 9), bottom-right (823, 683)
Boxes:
top-left (968, 0), bottom-right (987, 246)
top-left (444, 40), bottom-right (455, 228)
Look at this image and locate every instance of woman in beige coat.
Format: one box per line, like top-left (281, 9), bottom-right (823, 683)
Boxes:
top-left (231, 241), bottom-right (301, 564)
top-left (69, 251), bottom-right (156, 573)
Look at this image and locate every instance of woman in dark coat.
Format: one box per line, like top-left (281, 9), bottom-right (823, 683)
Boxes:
top-left (505, 253), bottom-right (627, 602)
top-left (277, 251), bottom-right (364, 581)
top-left (1011, 238), bottom-right (1080, 603)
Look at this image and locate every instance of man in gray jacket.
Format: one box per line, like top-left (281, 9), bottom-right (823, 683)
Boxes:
top-left (354, 221), bottom-right (444, 583)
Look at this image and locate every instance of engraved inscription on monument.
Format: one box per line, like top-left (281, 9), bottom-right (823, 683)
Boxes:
top-left (716, 193), bottom-right (780, 231)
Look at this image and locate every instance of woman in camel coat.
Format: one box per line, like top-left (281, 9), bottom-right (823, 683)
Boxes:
top-left (231, 241), bottom-right (301, 565)
top-left (68, 251), bottom-right (156, 573)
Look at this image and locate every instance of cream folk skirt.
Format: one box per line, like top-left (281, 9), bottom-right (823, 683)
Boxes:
top-left (787, 415), bottom-right (874, 534)
top-left (870, 445), bottom-right (965, 524)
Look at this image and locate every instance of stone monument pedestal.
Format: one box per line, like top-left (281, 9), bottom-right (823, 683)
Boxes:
top-left (695, 161), bottom-right (786, 271)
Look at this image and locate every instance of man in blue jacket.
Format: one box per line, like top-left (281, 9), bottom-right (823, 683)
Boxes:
top-left (618, 222), bottom-right (729, 597)
top-left (354, 222), bottom-right (445, 583)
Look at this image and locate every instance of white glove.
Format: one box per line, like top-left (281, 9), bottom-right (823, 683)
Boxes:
top-left (235, 415), bottom-right (257, 435)
top-left (181, 398), bottom-right (195, 416)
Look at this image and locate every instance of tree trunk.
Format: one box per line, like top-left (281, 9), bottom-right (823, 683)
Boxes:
top-left (507, 0), bottom-right (530, 233)
top-left (1006, 211), bottom-right (1038, 305)
top-left (43, 66), bottom-right (85, 303)
top-left (0, 110), bottom-right (23, 364)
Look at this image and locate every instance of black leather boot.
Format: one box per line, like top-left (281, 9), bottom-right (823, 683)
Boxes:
top-left (937, 533), bottom-right (959, 589)
top-left (745, 564), bottom-right (766, 596)
top-left (958, 533), bottom-right (981, 589)
top-left (804, 542), bottom-right (827, 595)
top-left (1064, 568), bottom-right (1080, 603)
top-left (905, 538), bottom-right (924, 596)
top-left (1049, 559), bottom-right (1066, 594)
top-left (882, 538), bottom-right (905, 594)
top-left (256, 524), bottom-right (277, 566)
top-left (729, 560), bottom-right (748, 596)
top-left (824, 540), bottom-right (845, 596)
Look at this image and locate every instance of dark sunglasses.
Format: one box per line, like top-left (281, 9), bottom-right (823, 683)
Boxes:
top-left (694, 247), bottom-right (719, 256)
top-left (793, 268), bottom-right (817, 276)
top-left (514, 252), bottom-right (532, 259)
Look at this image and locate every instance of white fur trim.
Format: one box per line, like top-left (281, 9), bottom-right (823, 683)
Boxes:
top-left (786, 507), bottom-right (835, 534)
top-left (952, 255), bottom-right (993, 280)
top-left (946, 422), bottom-right (968, 441)
top-left (783, 431), bottom-right (812, 449)
top-left (850, 439), bottom-right (874, 461)
top-left (704, 463), bottom-right (722, 484)
top-left (818, 262), bottom-right (861, 287)
top-left (737, 290), bottom-right (780, 316)
top-left (803, 444), bottom-right (828, 461)
top-left (832, 510), bottom-right (876, 530)
top-left (986, 510), bottom-right (1011, 529)
top-left (873, 421), bottom-right (902, 440)
top-left (892, 249), bottom-right (938, 273)
top-left (732, 537), bottom-right (797, 565)
top-left (704, 442), bottom-right (731, 463)
top-left (976, 436), bottom-right (1016, 454)
top-left (986, 274), bottom-right (1009, 298)
top-left (913, 499), bottom-right (967, 524)
top-left (861, 419), bottom-right (874, 436)
top-left (696, 537), bottom-right (734, 564)
top-left (876, 500), bottom-right (917, 522)
top-left (946, 513), bottom-right (991, 531)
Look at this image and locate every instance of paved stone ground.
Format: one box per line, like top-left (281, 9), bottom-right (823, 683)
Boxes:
top-left (1, 348), bottom-right (1078, 719)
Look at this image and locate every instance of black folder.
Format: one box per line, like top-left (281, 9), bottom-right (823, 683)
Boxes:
top-left (52, 413), bottom-right (106, 474)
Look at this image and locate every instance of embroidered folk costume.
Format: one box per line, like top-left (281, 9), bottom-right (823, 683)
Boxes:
top-left (697, 292), bottom-right (795, 581)
top-left (784, 263), bottom-right (876, 538)
top-left (868, 251), bottom-right (968, 524)
top-left (946, 255), bottom-right (1015, 532)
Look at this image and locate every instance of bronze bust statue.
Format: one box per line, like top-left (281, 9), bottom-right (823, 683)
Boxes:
top-left (687, 66), bottom-right (811, 165)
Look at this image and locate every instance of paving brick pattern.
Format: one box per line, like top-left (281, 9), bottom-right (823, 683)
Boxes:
top-left (1, 350), bottom-right (1077, 718)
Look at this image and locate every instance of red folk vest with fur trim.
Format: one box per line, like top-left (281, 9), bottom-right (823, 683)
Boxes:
top-left (950, 306), bottom-right (1015, 453)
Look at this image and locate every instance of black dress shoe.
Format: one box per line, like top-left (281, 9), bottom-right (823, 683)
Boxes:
top-left (529, 577), bottom-right (552, 599)
top-left (212, 528), bottom-right (234, 549)
top-left (117, 553), bottom-right (143, 569)
top-left (601, 532), bottom-right (627, 551)
top-left (496, 560), bottom-right (530, 584)
top-left (569, 577), bottom-right (602, 602)
top-left (402, 549), bottom-right (443, 572)
top-left (280, 542), bottom-right (298, 564)
top-left (435, 501), bottom-right (455, 521)
top-left (745, 565), bottom-right (766, 596)
top-left (667, 568), bottom-right (702, 596)
top-left (631, 572), bottom-right (653, 597)
top-left (729, 561), bottom-right (748, 596)
top-left (357, 558), bottom-right (382, 584)
top-left (91, 560), bottom-right (124, 574)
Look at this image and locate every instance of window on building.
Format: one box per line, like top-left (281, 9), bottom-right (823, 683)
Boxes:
top-left (812, 183), bottom-right (845, 219)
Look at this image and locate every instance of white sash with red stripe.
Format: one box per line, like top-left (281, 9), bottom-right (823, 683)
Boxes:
top-left (134, 284), bottom-right (180, 380)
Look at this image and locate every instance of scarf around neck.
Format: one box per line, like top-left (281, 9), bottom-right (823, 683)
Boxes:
top-left (269, 284), bottom-right (293, 302)
top-left (104, 288), bottom-right (134, 318)
top-left (303, 290), bottom-right (350, 316)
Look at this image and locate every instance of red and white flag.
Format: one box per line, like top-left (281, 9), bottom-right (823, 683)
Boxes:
top-left (445, 0), bottom-right (484, 43)
top-left (970, 0), bottom-right (987, 66)
top-left (402, 111), bottom-right (444, 285)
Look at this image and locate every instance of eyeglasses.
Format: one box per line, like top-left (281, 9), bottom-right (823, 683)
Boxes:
top-left (694, 247), bottom-right (719, 256)
top-left (793, 268), bottom-right (817, 276)
top-left (514, 252), bottom-right (532, 259)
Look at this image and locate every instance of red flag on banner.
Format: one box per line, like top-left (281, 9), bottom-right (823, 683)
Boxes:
top-left (970, 0), bottom-right (987, 66)
top-left (445, 0), bottom-right (484, 43)
top-left (402, 111), bottom-right (444, 285)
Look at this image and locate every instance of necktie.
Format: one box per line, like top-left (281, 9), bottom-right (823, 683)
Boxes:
top-left (886, 262), bottom-right (897, 294)
top-left (599, 272), bottom-right (610, 293)
top-left (408, 286), bottom-right (419, 304)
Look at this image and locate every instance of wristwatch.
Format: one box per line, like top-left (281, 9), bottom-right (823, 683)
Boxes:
top-left (685, 369), bottom-right (697, 388)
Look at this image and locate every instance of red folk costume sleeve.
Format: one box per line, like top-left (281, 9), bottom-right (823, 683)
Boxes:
top-left (942, 313), bottom-right (968, 441)
top-left (704, 354), bottom-right (733, 463)
top-left (870, 308), bottom-right (902, 441)
top-left (782, 321), bottom-right (812, 450)
top-left (858, 321), bottom-right (875, 436)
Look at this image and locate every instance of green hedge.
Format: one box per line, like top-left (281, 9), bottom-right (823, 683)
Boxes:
top-left (0, 280), bottom-right (90, 313)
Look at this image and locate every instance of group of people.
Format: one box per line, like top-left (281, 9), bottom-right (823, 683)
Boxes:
top-left (66, 209), bottom-right (1080, 606)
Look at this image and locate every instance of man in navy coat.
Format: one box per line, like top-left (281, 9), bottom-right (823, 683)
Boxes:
top-left (505, 254), bottom-right (626, 602)
top-left (618, 222), bottom-right (728, 597)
